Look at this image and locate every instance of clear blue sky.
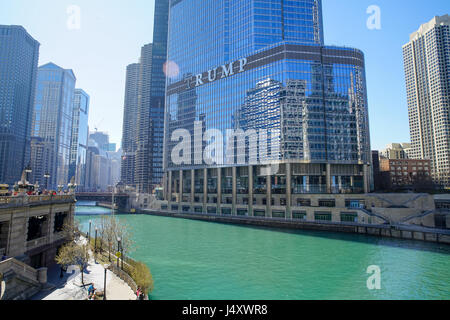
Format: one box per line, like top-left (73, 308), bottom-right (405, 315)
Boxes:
top-left (0, 0), bottom-right (448, 150)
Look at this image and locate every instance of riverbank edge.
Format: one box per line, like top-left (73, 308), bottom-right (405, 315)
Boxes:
top-left (136, 208), bottom-right (450, 245)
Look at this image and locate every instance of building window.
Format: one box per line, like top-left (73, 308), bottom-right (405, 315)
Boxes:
top-left (314, 212), bottom-right (332, 221)
top-left (54, 212), bottom-right (68, 233)
top-left (222, 208), bottom-right (232, 215)
top-left (207, 207), bottom-right (217, 214)
top-left (237, 209), bottom-right (247, 216)
top-left (254, 210), bottom-right (266, 217)
top-left (27, 216), bottom-right (48, 241)
top-left (341, 212), bottom-right (358, 223)
top-left (272, 211), bottom-right (285, 218)
top-left (292, 211), bottom-right (307, 220)
top-left (297, 199), bottom-right (311, 207)
top-left (182, 206), bottom-right (190, 212)
top-left (171, 205), bottom-right (179, 211)
top-left (194, 206), bottom-right (203, 213)
top-left (319, 200), bottom-right (335, 207)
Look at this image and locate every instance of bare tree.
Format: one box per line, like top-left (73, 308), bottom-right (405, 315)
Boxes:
top-left (55, 242), bottom-right (89, 285)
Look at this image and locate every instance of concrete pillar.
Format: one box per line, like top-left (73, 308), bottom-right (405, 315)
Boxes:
top-left (326, 163), bottom-right (332, 194)
top-left (191, 169), bottom-right (195, 206)
top-left (363, 164), bottom-right (369, 194)
top-left (168, 171), bottom-right (172, 204)
top-left (338, 176), bottom-right (342, 194)
top-left (37, 267), bottom-right (48, 284)
top-left (286, 163), bottom-right (292, 220)
top-left (350, 175), bottom-right (354, 192)
top-left (306, 176), bottom-right (310, 193)
top-left (203, 168), bottom-right (208, 212)
top-left (248, 166), bottom-right (253, 217)
top-left (266, 169), bottom-right (272, 218)
top-left (232, 167), bottom-right (237, 215)
top-left (179, 170), bottom-right (183, 205)
top-left (217, 168), bottom-right (222, 214)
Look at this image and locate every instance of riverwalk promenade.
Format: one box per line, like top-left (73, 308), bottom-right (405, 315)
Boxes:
top-left (31, 237), bottom-right (135, 300)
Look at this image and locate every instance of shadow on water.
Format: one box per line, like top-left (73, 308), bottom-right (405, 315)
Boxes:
top-left (75, 206), bottom-right (450, 256)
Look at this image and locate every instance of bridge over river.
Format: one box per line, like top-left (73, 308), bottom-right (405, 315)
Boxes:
top-left (75, 192), bottom-right (130, 210)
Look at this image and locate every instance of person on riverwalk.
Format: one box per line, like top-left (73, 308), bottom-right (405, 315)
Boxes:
top-left (136, 287), bottom-right (141, 300)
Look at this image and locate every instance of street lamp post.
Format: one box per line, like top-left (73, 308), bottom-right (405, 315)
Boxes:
top-left (88, 220), bottom-right (92, 242)
top-left (94, 227), bottom-right (98, 253)
top-left (25, 164), bottom-right (32, 183)
top-left (103, 264), bottom-right (108, 300)
top-left (44, 173), bottom-right (50, 191)
top-left (117, 237), bottom-right (121, 269)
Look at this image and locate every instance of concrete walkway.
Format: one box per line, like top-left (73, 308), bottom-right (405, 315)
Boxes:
top-left (32, 238), bottom-right (136, 300)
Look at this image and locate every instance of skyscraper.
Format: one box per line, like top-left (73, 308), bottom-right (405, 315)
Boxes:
top-left (0, 25), bottom-right (40, 185)
top-left (69, 89), bottom-right (90, 190)
top-left (121, 63), bottom-right (141, 188)
top-left (163, 0), bottom-right (372, 217)
top-left (31, 63), bottom-right (76, 188)
top-left (134, 0), bottom-right (169, 193)
top-left (403, 14), bottom-right (450, 188)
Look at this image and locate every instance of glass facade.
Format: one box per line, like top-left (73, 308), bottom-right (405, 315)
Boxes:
top-left (164, 0), bottom-right (370, 171)
top-left (0, 25), bottom-right (40, 185)
top-left (69, 89), bottom-right (90, 189)
top-left (31, 63), bottom-right (76, 189)
top-left (135, 0), bottom-right (169, 193)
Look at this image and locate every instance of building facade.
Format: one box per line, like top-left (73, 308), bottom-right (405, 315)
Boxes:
top-left (163, 0), bottom-right (372, 218)
top-left (380, 143), bottom-right (412, 160)
top-left (121, 63), bottom-right (140, 187)
top-left (380, 158), bottom-right (432, 188)
top-left (31, 63), bottom-right (76, 189)
top-left (0, 26), bottom-right (40, 185)
top-left (134, 0), bottom-right (169, 193)
top-left (403, 15), bottom-right (450, 188)
top-left (68, 89), bottom-right (90, 190)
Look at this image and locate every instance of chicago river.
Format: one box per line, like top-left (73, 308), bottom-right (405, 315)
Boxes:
top-left (76, 202), bottom-right (450, 300)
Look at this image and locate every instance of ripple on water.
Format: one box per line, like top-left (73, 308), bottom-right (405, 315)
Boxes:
top-left (76, 206), bottom-right (450, 300)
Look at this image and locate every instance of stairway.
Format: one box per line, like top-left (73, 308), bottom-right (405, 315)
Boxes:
top-left (0, 258), bottom-right (46, 300)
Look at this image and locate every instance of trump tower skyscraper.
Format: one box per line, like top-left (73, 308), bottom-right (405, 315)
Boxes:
top-left (163, 0), bottom-right (372, 218)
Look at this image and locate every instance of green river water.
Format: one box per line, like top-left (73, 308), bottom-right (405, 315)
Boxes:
top-left (76, 202), bottom-right (450, 300)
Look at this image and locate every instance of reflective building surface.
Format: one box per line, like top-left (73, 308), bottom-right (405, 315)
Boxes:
top-left (0, 25), bottom-right (40, 185)
top-left (163, 0), bottom-right (372, 217)
top-left (134, 0), bottom-right (169, 193)
top-left (31, 63), bottom-right (76, 189)
top-left (69, 89), bottom-right (90, 189)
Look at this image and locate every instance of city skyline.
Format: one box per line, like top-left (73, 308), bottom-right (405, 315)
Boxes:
top-left (1, 0), bottom-right (448, 149)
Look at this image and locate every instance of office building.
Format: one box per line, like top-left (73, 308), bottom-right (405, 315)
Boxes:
top-left (134, 0), bottom-right (169, 193)
top-left (403, 15), bottom-right (450, 188)
top-left (68, 89), bottom-right (90, 190)
top-left (0, 26), bottom-right (40, 185)
top-left (163, 0), bottom-right (372, 218)
top-left (380, 143), bottom-right (412, 160)
top-left (31, 63), bottom-right (76, 189)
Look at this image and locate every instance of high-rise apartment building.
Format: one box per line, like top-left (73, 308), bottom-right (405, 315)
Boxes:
top-left (134, 0), bottom-right (169, 193)
top-left (163, 0), bottom-right (372, 218)
top-left (403, 14), bottom-right (450, 188)
top-left (0, 25), bottom-right (40, 185)
top-left (68, 89), bottom-right (90, 189)
top-left (31, 63), bottom-right (76, 189)
top-left (121, 63), bottom-right (141, 187)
